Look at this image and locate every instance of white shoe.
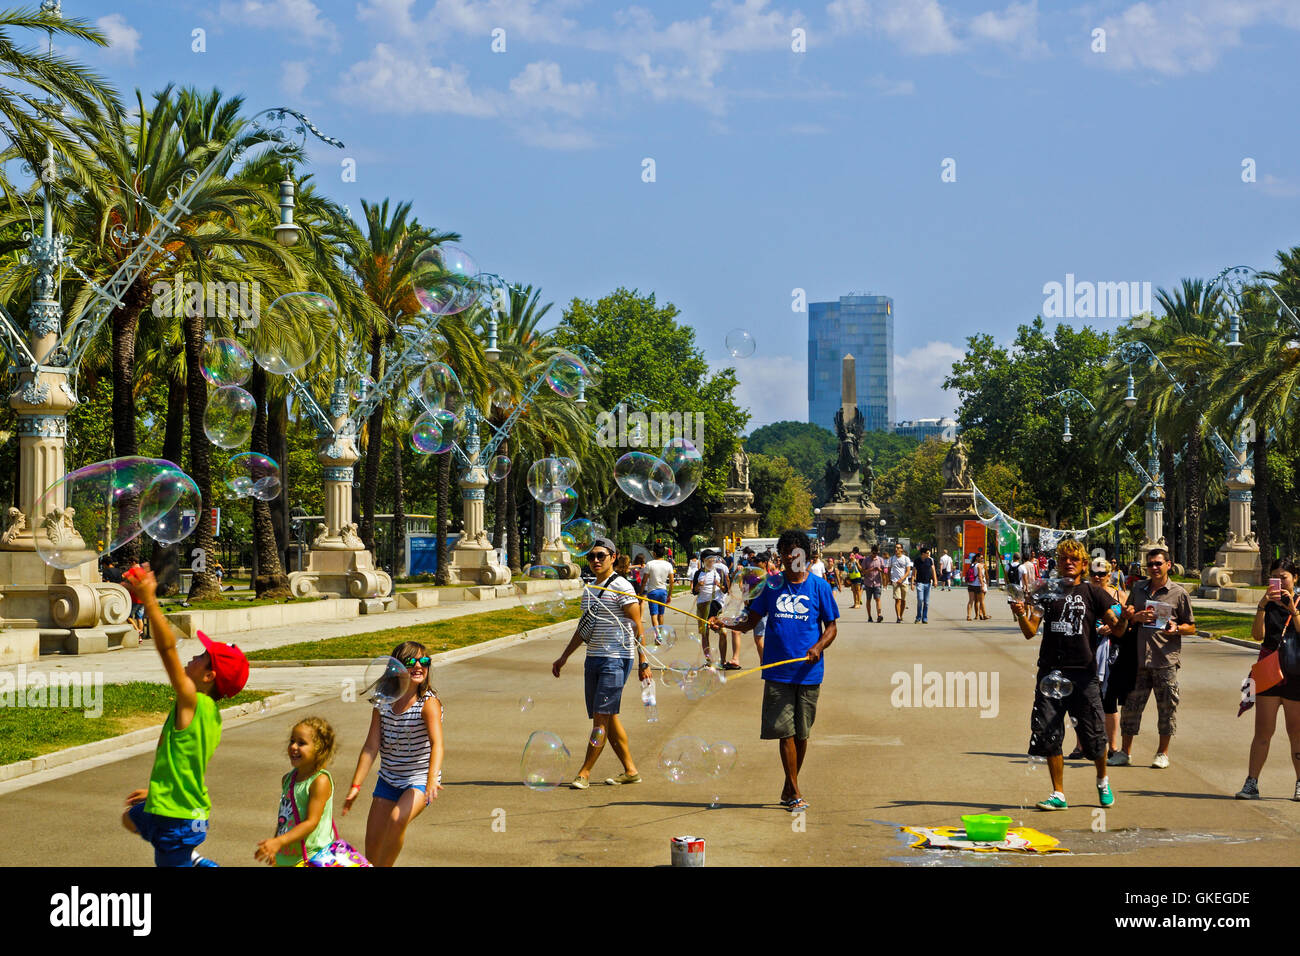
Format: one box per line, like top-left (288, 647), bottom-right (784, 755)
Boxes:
top-left (1106, 750), bottom-right (1130, 767)
top-left (1150, 753), bottom-right (1170, 769)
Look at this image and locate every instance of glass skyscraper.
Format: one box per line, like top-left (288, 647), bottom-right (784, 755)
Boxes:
top-left (808, 294), bottom-right (895, 433)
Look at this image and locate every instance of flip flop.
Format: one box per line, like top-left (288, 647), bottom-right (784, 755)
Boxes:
top-left (723, 661), bottom-right (742, 670)
top-left (787, 798), bottom-right (809, 812)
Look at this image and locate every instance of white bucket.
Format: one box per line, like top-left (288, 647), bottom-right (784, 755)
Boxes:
top-left (671, 835), bottom-right (706, 867)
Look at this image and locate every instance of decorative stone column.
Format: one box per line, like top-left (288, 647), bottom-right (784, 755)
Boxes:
top-left (287, 379), bottom-right (393, 606)
top-left (449, 431), bottom-right (512, 586)
top-left (537, 499), bottom-right (579, 578)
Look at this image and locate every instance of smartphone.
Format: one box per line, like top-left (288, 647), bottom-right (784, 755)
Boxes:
top-left (1270, 578), bottom-right (1282, 596)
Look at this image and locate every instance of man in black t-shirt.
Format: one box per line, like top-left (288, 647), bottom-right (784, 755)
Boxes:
top-left (910, 547), bottom-right (936, 624)
top-left (1010, 539), bottom-right (1127, 811)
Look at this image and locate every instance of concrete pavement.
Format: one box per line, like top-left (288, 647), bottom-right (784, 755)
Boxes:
top-left (1, 584), bottom-right (1296, 866)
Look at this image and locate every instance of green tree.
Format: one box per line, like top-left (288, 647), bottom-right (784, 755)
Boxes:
top-left (749, 452), bottom-right (812, 534)
top-left (746, 421), bottom-right (837, 500)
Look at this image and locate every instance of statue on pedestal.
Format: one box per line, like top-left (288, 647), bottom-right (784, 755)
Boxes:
top-left (942, 437), bottom-right (971, 490)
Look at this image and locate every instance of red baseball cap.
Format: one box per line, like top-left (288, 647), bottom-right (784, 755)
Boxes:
top-left (198, 631), bottom-right (249, 699)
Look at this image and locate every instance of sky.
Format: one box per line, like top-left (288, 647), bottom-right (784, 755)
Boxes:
top-left (64, 0), bottom-right (1300, 433)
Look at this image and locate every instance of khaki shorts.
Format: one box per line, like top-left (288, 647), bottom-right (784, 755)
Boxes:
top-left (891, 582), bottom-right (909, 601)
top-left (761, 680), bottom-right (821, 740)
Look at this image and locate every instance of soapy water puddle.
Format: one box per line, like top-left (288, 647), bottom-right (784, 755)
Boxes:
top-left (871, 820), bottom-right (1259, 866)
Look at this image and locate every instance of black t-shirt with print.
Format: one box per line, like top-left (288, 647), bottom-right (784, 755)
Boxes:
top-left (1262, 600), bottom-right (1300, 653)
top-left (915, 556), bottom-right (935, 584)
top-left (1036, 581), bottom-right (1115, 672)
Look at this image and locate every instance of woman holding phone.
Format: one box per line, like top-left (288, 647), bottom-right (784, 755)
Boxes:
top-left (1235, 559), bottom-right (1300, 800)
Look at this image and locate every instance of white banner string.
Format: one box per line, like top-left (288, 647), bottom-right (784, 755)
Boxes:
top-left (969, 480), bottom-right (1151, 539)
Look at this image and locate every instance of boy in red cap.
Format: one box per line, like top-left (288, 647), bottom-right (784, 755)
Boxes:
top-left (120, 563), bottom-right (249, 866)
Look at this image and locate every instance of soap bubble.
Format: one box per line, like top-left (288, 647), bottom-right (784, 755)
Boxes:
top-left (490, 387), bottom-right (514, 414)
top-left (614, 452), bottom-right (675, 506)
top-left (560, 487), bottom-right (579, 523)
top-left (709, 795), bottom-right (722, 809)
top-left (735, 566), bottom-right (769, 602)
top-left (412, 362), bottom-right (462, 408)
top-left (521, 730), bottom-right (570, 791)
top-left (203, 385), bottom-right (255, 449)
top-left (351, 375), bottom-right (375, 402)
top-left (705, 740), bottom-right (738, 779)
top-left (659, 735), bottom-right (710, 784)
top-left (253, 292), bottom-right (333, 374)
top-left (527, 458), bottom-right (571, 505)
top-left (225, 452), bottom-right (281, 501)
top-left (362, 656), bottom-right (411, 706)
top-left (657, 437), bottom-right (704, 506)
top-left (413, 245), bottom-right (479, 316)
top-left (725, 329), bottom-right (756, 359)
top-left (555, 456), bottom-right (580, 485)
top-left (588, 726), bottom-right (606, 748)
top-left (410, 412), bottom-right (445, 455)
top-left (1026, 575), bottom-right (1069, 613)
top-left (561, 518), bottom-right (595, 556)
top-left (519, 696), bottom-right (534, 713)
top-left (200, 337), bottom-right (252, 388)
top-left (651, 624), bottom-right (677, 652)
top-left (546, 351), bottom-right (589, 398)
top-left (487, 455), bottom-right (511, 482)
top-left (1039, 670), bottom-right (1073, 700)
top-left (527, 564), bottom-right (560, 579)
top-left (35, 458), bottom-right (200, 569)
top-left (1025, 755), bottom-right (1047, 774)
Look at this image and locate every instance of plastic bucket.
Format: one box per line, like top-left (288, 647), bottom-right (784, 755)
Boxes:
top-left (670, 835), bottom-right (706, 867)
top-left (961, 814), bottom-right (1012, 842)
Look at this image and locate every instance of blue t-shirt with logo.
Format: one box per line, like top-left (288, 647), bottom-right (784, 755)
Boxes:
top-left (748, 573), bottom-right (840, 685)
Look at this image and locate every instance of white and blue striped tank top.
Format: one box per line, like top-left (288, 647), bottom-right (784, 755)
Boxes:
top-left (378, 691), bottom-right (443, 788)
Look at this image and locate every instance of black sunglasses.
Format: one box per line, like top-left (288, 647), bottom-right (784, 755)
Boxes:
top-left (589, 551), bottom-right (612, 561)
top-left (403, 656), bottom-right (431, 669)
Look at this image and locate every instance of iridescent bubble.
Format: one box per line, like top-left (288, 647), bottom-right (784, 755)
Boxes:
top-left (1039, 670), bottom-right (1073, 700)
top-left (487, 455), bottom-right (511, 482)
top-left (351, 375), bottom-right (375, 402)
top-left (410, 412), bottom-right (445, 455)
top-left (614, 452), bottom-right (675, 506)
top-left (253, 292), bottom-right (333, 374)
top-left (519, 696), bottom-right (534, 713)
top-left (200, 337), bottom-right (252, 388)
top-left (516, 581), bottom-right (559, 615)
top-left (527, 565), bottom-right (560, 579)
top-left (652, 624), bottom-right (677, 652)
top-left (413, 245), bottom-right (479, 316)
top-left (658, 735), bottom-right (710, 784)
top-left (490, 387), bottom-right (514, 414)
top-left (225, 452), bottom-right (281, 501)
top-left (705, 741), bottom-right (738, 779)
top-left (555, 456), bottom-right (580, 485)
top-left (588, 726), bottom-right (607, 748)
top-left (546, 351), bottom-right (588, 398)
top-left (657, 437), bottom-right (704, 506)
top-left (412, 362), bottom-right (462, 408)
top-left (139, 467), bottom-right (201, 545)
top-left (725, 329), bottom-right (756, 358)
top-left (560, 487), bottom-right (579, 523)
top-left (521, 730), bottom-right (571, 791)
top-left (362, 656), bottom-right (411, 706)
top-left (527, 458), bottom-right (571, 505)
top-left (203, 385), bottom-right (255, 449)
top-left (561, 518), bottom-right (595, 556)
top-left (1025, 755), bottom-right (1047, 774)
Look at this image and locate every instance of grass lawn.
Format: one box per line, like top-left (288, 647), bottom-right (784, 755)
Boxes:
top-left (1195, 607), bottom-right (1258, 642)
top-left (247, 604), bottom-right (582, 661)
top-left (0, 682), bottom-right (275, 765)
top-left (161, 595), bottom-right (326, 612)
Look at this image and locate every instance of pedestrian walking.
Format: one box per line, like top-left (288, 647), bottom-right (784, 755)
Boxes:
top-left (864, 545), bottom-right (887, 622)
top-left (939, 549), bottom-right (954, 591)
top-left (887, 542), bottom-right (913, 623)
top-left (912, 546), bottom-right (936, 624)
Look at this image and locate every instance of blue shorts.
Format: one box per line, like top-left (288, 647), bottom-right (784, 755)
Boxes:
top-left (131, 604), bottom-right (145, 620)
top-left (126, 801), bottom-right (209, 867)
top-left (373, 778), bottom-right (427, 803)
top-left (646, 588), bottom-right (668, 608)
top-left (584, 655), bottom-right (633, 718)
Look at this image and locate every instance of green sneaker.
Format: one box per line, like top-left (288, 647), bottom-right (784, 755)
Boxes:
top-left (1097, 780), bottom-right (1114, 807)
top-left (1036, 794), bottom-right (1068, 811)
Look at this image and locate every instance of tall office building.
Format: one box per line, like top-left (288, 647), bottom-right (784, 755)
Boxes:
top-left (808, 294), bottom-right (895, 433)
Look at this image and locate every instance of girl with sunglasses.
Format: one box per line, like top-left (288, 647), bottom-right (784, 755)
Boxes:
top-left (343, 640), bottom-right (444, 866)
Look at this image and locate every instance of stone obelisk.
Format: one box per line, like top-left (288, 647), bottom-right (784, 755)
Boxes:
top-left (819, 354), bottom-right (878, 552)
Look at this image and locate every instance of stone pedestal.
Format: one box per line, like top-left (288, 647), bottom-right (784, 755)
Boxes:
top-left (934, 488), bottom-right (978, 556)
top-left (537, 499), bottom-right (580, 578)
top-left (1137, 497), bottom-right (1167, 566)
top-left (448, 444), bottom-right (511, 585)
top-left (819, 483), bottom-right (879, 552)
top-left (711, 488), bottom-right (760, 544)
top-left (1200, 479), bottom-right (1261, 588)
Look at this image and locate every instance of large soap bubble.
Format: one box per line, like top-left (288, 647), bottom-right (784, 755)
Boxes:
top-left (725, 329), bottom-right (756, 359)
top-left (34, 457), bottom-right (199, 569)
top-left (487, 455), bottom-right (511, 482)
top-left (521, 730), bottom-right (571, 790)
top-left (225, 452), bottom-right (282, 501)
top-left (546, 351), bottom-right (589, 399)
top-left (657, 437), bottom-right (704, 506)
top-left (253, 292), bottom-right (333, 375)
top-left (614, 452), bottom-right (675, 506)
top-left (1039, 669), bottom-right (1073, 700)
top-left (362, 656), bottom-right (411, 706)
top-left (561, 518), bottom-right (595, 556)
top-left (410, 412), bottom-right (446, 455)
top-left (412, 362), bottom-right (462, 408)
top-left (705, 740), bottom-right (738, 779)
top-left (351, 375), bottom-right (375, 402)
top-left (659, 735), bottom-right (710, 784)
top-left (200, 337), bottom-right (252, 388)
top-left (527, 458), bottom-right (571, 505)
top-left (560, 487), bottom-right (579, 523)
top-left (204, 385), bottom-right (255, 449)
top-left (413, 245), bottom-right (479, 316)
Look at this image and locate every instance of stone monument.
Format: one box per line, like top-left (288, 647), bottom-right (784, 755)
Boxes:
top-left (934, 436), bottom-right (979, 555)
top-left (711, 445), bottom-right (760, 543)
top-left (818, 354), bottom-right (879, 551)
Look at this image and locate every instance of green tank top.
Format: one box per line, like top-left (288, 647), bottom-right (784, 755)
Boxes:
top-left (274, 769), bottom-right (336, 866)
top-left (145, 694), bottom-right (222, 820)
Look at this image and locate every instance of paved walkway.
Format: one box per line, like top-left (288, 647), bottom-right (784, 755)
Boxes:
top-left (1, 585), bottom-right (1296, 866)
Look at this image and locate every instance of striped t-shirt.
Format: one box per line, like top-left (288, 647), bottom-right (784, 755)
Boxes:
top-left (583, 574), bottom-right (638, 660)
top-left (378, 691), bottom-right (442, 789)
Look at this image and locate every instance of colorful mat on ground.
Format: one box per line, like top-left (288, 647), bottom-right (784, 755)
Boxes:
top-left (902, 825), bottom-right (1068, 853)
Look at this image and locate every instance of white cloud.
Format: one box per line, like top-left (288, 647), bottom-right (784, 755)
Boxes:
top-left (1259, 173), bottom-right (1300, 198)
top-left (877, 0), bottom-right (960, 54)
top-left (827, 0), bottom-right (872, 31)
top-left (509, 61), bottom-right (597, 117)
top-left (1093, 0), bottom-right (1300, 76)
top-left (343, 45), bottom-right (498, 116)
top-left (894, 340), bottom-right (964, 419)
top-left (969, 1), bottom-right (1047, 56)
top-left (218, 0), bottom-right (339, 50)
top-left (96, 13), bottom-right (140, 64)
top-left (282, 61), bottom-right (311, 98)
top-left (866, 74), bottom-right (916, 95)
top-left (719, 353), bottom-right (808, 432)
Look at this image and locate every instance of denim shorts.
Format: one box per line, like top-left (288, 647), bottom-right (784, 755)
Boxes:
top-left (584, 655), bottom-right (633, 718)
top-left (127, 801), bottom-right (209, 867)
top-left (646, 588), bottom-right (668, 607)
top-left (373, 778), bottom-right (427, 802)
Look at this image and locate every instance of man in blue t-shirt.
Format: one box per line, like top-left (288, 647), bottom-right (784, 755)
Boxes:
top-left (711, 529), bottom-right (839, 813)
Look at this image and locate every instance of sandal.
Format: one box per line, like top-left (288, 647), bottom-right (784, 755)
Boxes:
top-left (787, 797), bottom-right (809, 812)
top-left (723, 661), bottom-right (742, 670)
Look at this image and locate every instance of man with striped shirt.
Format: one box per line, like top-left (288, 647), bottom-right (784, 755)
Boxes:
top-left (552, 537), bottom-right (650, 788)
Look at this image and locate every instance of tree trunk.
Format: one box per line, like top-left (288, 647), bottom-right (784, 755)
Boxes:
top-left (183, 311), bottom-right (220, 600)
top-left (269, 391), bottom-right (290, 567)
top-left (249, 363), bottom-right (290, 597)
top-left (434, 450), bottom-right (451, 584)
top-left (110, 291), bottom-right (145, 565)
top-left (1186, 429), bottom-right (1203, 570)
top-left (507, 459), bottom-right (521, 572)
top-left (393, 432), bottom-right (406, 579)
top-left (1160, 442), bottom-right (1175, 560)
top-left (1254, 429), bottom-right (1269, 583)
top-left (359, 332), bottom-right (384, 552)
top-left (492, 437), bottom-right (508, 548)
top-left (148, 369), bottom-right (187, 595)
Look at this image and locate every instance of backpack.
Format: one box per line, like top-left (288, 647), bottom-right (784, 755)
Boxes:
top-left (964, 563), bottom-right (978, 584)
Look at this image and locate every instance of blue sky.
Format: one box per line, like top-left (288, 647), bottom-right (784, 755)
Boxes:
top-left (71, 0), bottom-right (1300, 431)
